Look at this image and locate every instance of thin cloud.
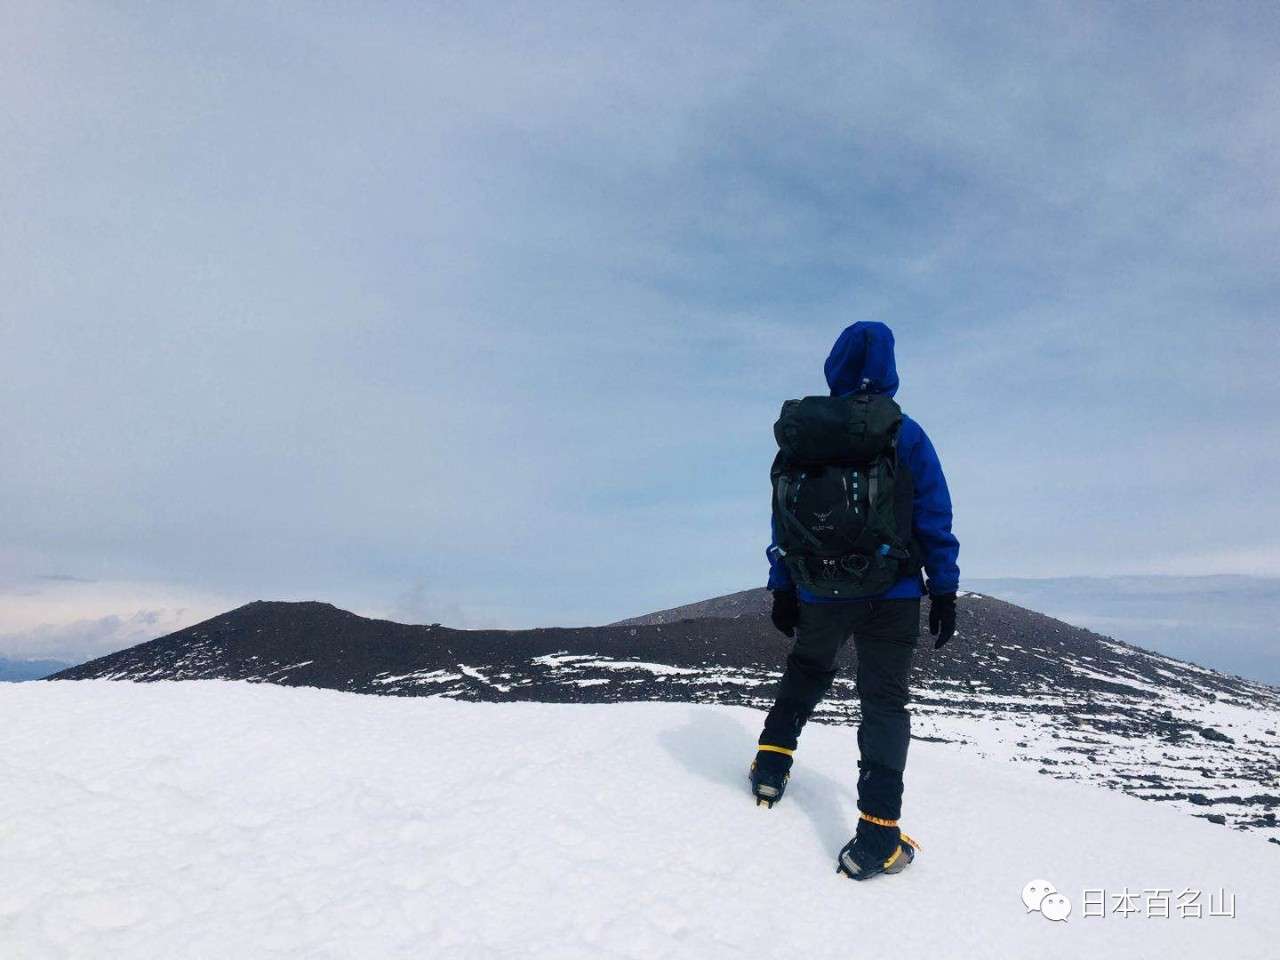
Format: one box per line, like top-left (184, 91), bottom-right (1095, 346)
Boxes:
top-left (1, 3), bottom-right (1276, 632)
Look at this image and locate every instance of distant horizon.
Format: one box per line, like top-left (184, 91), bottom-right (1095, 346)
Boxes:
top-left (4, 4), bottom-right (1277, 688)
top-left (12, 572), bottom-right (1278, 690)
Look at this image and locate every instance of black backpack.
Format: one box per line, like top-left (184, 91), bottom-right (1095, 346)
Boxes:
top-left (770, 394), bottom-right (918, 599)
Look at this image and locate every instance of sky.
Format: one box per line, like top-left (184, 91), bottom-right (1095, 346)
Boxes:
top-left (2, 2), bottom-right (1279, 665)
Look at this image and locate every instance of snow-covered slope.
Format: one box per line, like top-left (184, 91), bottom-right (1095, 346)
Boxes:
top-left (965, 575), bottom-right (1280, 685)
top-left (50, 596), bottom-right (1280, 843)
top-left (0, 682), bottom-right (1275, 959)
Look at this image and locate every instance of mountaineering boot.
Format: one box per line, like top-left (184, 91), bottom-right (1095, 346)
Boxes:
top-left (835, 813), bottom-right (921, 880)
top-left (748, 745), bottom-right (794, 808)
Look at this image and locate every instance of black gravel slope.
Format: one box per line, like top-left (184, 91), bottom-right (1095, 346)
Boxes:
top-left (49, 592), bottom-right (1280, 839)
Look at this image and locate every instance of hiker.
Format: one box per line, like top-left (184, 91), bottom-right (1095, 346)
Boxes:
top-left (750, 320), bottom-right (960, 881)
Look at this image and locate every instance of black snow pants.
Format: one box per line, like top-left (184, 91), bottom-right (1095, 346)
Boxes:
top-left (759, 598), bottom-right (919, 820)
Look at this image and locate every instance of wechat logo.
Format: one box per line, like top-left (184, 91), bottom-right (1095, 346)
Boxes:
top-left (1022, 879), bottom-right (1071, 922)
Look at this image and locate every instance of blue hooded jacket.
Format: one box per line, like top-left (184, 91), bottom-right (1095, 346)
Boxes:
top-left (766, 321), bottom-right (960, 601)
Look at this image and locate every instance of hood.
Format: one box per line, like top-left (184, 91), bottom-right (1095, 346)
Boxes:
top-left (824, 321), bottom-right (899, 398)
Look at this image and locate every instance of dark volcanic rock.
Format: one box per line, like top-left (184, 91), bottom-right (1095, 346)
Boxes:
top-left (1200, 726), bottom-right (1235, 744)
top-left (50, 590), bottom-right (1280, 842)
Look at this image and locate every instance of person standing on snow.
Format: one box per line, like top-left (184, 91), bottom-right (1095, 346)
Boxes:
top-left (750, 320), bottom-right (960, 881)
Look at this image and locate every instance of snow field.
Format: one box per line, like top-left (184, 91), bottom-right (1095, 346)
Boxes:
top-left (1, 681), bottom-right (1276, 959)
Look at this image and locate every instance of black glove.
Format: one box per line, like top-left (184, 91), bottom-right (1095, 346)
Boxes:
top-left (770, 589), bottom-right (800, 638)
top-left (928, 592), bottom-right (957, 649)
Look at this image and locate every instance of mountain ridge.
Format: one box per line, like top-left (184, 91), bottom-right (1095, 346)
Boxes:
top-left (49, 591), bottom-right (1280, 842)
